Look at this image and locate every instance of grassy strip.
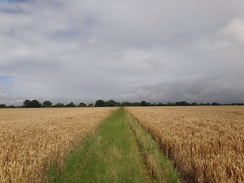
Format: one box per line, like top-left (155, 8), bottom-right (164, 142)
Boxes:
top-left (126, 109), bottom-right (180, 183)
top-left (46, 108), bottom-right (180, 183)
top-left (47, 108), bottom-right (149, 183)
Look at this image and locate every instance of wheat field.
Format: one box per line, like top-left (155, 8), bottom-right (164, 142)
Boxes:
top-left (126, 106), bottom-right (244, 183)
top-left (0, 107), bottom-right (114, 183)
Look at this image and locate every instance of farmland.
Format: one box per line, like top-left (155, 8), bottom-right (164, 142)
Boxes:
top-left (1, 106), bottom-right (243, 183)
top-left (0, 107), bottom-right (114, 183)
top-left (126, 106), bottom-right (244, 183)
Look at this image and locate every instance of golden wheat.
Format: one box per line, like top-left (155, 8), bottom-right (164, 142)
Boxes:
top-left (0, 107), bottom-right (114, 183)
top-left (126, 106), bottom-right (244, 183)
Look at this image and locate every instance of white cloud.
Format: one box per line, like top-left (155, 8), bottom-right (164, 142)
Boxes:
top-left (219, 18), bottom-right (244, 45)
top-left (0, 0), bottom-right (244, 105)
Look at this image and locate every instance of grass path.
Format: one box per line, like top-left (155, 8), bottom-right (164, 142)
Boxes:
top-left (47, 108), bottom-right (180, 183)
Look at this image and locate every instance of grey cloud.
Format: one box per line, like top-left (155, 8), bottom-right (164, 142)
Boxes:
top-left (0, 0), bottom-right (244, 105)
top-left (0, 91), bottom-right (24, 105)
top-left (219, 18), bottom-right (244, 47)
top-left (123, 75), bottom-right (244, 104)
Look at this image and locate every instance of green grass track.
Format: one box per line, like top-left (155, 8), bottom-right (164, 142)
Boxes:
top-left (46, 108), bottom-right (180, 183)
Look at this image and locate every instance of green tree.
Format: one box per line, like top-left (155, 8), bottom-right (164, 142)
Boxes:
top-left (191, 102), bottom-right (198, 106)
top-left (121, 102), bottom-right (132, 106)
top-left (132, 102), bottom-right (140, 106)
top-left (140, 101), bottom-right (148, 106)
top-left (23, 99), bottom-right (41, 108)
top-left (30, 100), bottom-right (42, 108)
top-left (23, 99), bottom-right (31, 107)
top-left (211, 102), bottom-right (220, 106)
top-left (95, 100), bottom-right (105, 107)
top-left (175, 101), bottom-right (190, 106)
top-left (88, 103), bottom-right (94, 107)
top-left (8, 105), bottom-right (16, 108)
top-left (79, 102), bottom-right (87, 107)
top-left (66, 102), bottom-right (76, 107)
top-left (0, 104), bottom-right (6, 108)
top-left (43, 100), bottom-right (52, 107)
top-left (54, 103), bottom-right (64, 107)
top-left (158, 103), bottom-right (165, 106)
top-left (105, 100), bottom-right (116, 107)
top-left (116, 102), bottom-right (121, 106)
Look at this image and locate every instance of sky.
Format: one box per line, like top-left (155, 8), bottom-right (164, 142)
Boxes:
top-left (0, 0), bottom-right (244, 105)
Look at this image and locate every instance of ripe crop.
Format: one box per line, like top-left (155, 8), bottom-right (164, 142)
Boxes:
top-left (126, 106), bottom-right (244, 183)
top-left (0, 108), bottom-right (114, 183)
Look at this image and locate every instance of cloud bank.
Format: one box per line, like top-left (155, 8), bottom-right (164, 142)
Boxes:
top-left (1, 0), bottom-right (244, 105)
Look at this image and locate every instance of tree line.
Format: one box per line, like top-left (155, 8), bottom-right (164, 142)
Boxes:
top-left (0, 99), bottom-right (243, 108)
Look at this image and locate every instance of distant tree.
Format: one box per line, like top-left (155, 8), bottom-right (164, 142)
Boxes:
top-left (0, 104), bottom-right (6, 108)
top-left (157, 103), bottom-right (165, 106)
top-left (121, 102), bottom-right (126, 106)
top-left (115, 102), bottom-right (121, 106)
top-left (166, 102), bottom-right (175, 106)
top-left (79, 102), bottom-right (87, 107)
top-left (105, 100), bottom-right (116, 107)
top-left (88, 103), bottom-right (94, 107)
top-left (191, 102), bottom-right (198, 106)
top-left (23, 100), bottom-right (31, 107)
top-left (132, 102), bottom-right (140, 106)
top-left (54, 103), bottom-right (64, 107)
top-left (30, 100), bottom-right (42, 108)
top-left (175, 101), bottom-right (190, 106)
top-left (7, 105), bottom-right (16, 108)
top-left (121, 102), bottom-right (132, 106)
top-left (23, 99), bottom-right (41, 108)
top-left (140, 101), bottom-right (148, 106)
top-left (43, 100), bottom-right (52, 107)
top-left (211, 102), bottom-right (220, 106)
top-left (95, 100), bottom-right (105, 107)
top-left (66, 102), bottom-right (76, 107)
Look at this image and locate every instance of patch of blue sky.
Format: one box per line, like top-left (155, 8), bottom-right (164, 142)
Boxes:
top-left (0, 0), bottom-right (28, 14)
top-left (0, 76), bottom-right (17, 95)
top-left (0, 75), bottom-right (14, 86)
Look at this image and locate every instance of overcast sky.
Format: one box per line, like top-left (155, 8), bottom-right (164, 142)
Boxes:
top-left (1, 0), bottom-right (244, 105)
